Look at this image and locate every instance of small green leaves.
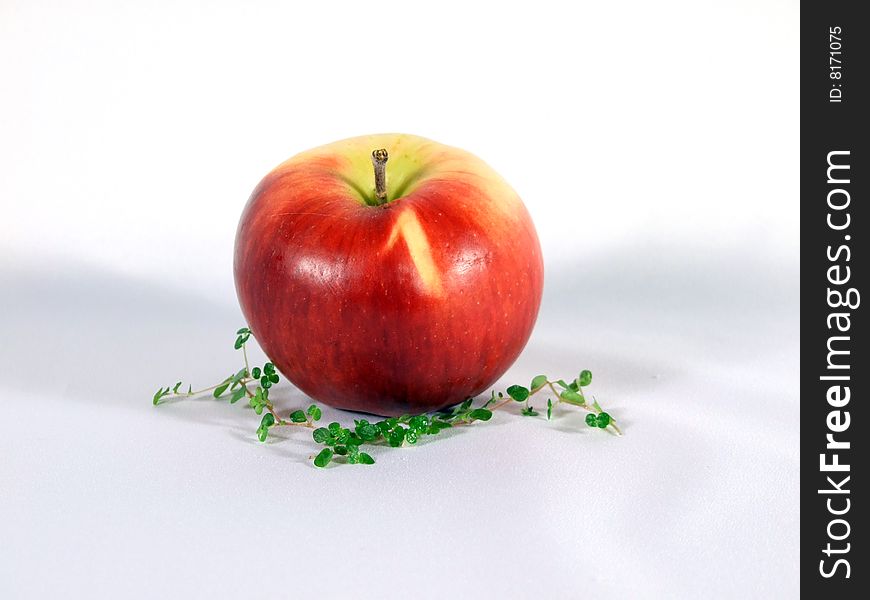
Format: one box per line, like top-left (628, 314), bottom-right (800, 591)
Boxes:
top-left (313, 427), bottom-right (331, 443)
top-left (584, 411), bottom-right (611, 429)
top-left (388, 428), bottom-right (406, 447)
top-left (152, 387), bottom-right (170, 405)
top-left (249, 386), bottom-right (268, 414)
top-left (257, 412), bottom-right (276, 442)
top-left (230, 368), bottom-right (248, 389)
top-left (284, 365), bottom-right (609, 467)
top-left (506, 385), bottom-right (530, 402)
top-left (408, 415), bottom-right (429, 431)
top-left (155, 326), bottom-right (620, 469)
top-left (257, 364), bottom-right (279, 389)
top-left (530, 375), bottom-right (548, 391)
top-left (314, 448), bottom-right (334, 468)
top-left (560, 389), bottom-right (585, 404)
top-left (428, 419), bottom-right (452, 434)
top-left (355, 420), bottom-right (379, 441)
top-left (213, 381), bottom-right (230, 398)
top-left (230, 386), bottom-right (247, 404)
top-left (469, 408), bottom-right (493, 421)
top-left (234, 328), bottom-right (251, 349)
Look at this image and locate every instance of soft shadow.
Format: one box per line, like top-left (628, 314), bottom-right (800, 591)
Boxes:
top-left (0, 258), bottom-right (244, 407)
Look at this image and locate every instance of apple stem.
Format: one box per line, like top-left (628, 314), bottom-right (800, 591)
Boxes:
top-left (371, 148), bottom-right (388, 204)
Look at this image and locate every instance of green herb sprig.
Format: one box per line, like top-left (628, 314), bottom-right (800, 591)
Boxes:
top-left (154, 328), bottom-right (620, 468)
top-left (153, 328), bottom-right (322, 440)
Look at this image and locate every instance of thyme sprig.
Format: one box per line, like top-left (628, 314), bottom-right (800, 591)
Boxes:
top-left (153, 328), bottom-right (620, 468)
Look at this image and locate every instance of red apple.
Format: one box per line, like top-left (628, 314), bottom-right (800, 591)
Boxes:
top-left (234, 134), bottom-right (543, 416)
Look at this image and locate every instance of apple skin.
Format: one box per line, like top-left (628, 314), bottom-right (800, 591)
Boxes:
top-left (234, 134), bottom-right (543, 416)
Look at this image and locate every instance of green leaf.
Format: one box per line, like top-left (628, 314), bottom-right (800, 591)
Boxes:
top-left (333, 445), bottom-right (348, 456)
top-left (257, 426), bottom-right (268, 442)
top-left (230, 386), bottom-right (247, 404)
top-left (234, 335), bottom-right (246, 350)
top-left (530, 375), bottom-right (548, 391)
top-left (230, 368), bottom-right (248, 388)
top-left (314, 448), bottom-right (333, 468)
top-left (408, 415), bottom-right (428, 431)
top-left (428, 420), bottom-right (452, 434)
top-left (358, 452), bottom-right (375, 465)
top-left (152, 387), bottom-right (167, 405)
top-left (596, 412), bottom-right (611, 428)
top-left (172, 381), bottom-right (182, 393)
top-left (521, 405), bottom-right (539, 416)
top-left (469, 408), bottom-right (493, 421)
top-left (506, 385), bottom-right (530, 402)
top-left (263, 362), bottom-right (275, 376)
top-left (312, 428), bottom-right (331, 444)
top-left (187, 384), bottom-right (192, 394)
top-left (568, 380), bottom-right (580, 392)
top-left (311, 407), bottom-right (322, 421)
top-left (388, 428), bottom-right (405, 447)
top-left (213, 383), bottom-right (230, 398)
top-left (458, 398), bottom-right (473, 412)
top-left (554, 379), bottom-right (570, 390)
top-left (356, 423), bottom-right (379, 441)
top-left (560, 390), bottom-right (585, 404)
top-left (579, 370), bottom-right (592, 387)
top-left (251, 367), bottom-right (261, 379)
top-left (547, 398), bottom-right (553, 420)
top-left (289, 410), bottom-right (307, 423)
top-left (405, 429), bottom-right (418, 444)
top-left (236, 327), bottom-right (251, 335)
top-left (328, 422), bottom-right (341, 435)
top-left (269, 373), bottom-right (279, 384)
top-left (261, 413), bottom-right (275, 428)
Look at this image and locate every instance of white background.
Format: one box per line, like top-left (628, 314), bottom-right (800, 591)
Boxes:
top-left (1, 1), bottom-right (799, 598)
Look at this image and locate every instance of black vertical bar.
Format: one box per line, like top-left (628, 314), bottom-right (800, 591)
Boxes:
top-left (802, 2), bottom-right (866, 596)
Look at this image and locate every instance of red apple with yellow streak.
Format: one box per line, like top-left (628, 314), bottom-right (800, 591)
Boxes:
top-left (234, 134), bottom-right (543, 416)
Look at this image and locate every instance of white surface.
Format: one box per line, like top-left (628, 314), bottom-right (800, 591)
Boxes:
top-left (1, 1), bottom-right (799, 598)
